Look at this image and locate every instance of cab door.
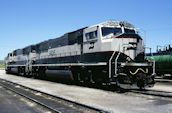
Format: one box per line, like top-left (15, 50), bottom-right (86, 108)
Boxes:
top-left (83, 26), bottom-right (100, 53)
top-left (82, 26), bottom-right (100, 62)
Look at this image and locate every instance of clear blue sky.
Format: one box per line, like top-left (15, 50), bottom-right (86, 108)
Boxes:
top-left (0, 0), bottom-right (172, 60)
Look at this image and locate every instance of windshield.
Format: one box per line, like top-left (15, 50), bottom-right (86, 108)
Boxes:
top-left (124, 29), bottom-right (135, 34)
top-left (101, 27), bottom-right (122, 36)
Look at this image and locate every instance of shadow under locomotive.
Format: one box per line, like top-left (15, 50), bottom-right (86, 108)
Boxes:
top-left (6, 70), bottom-right (121, 92)
top-left (6, 68), bottom-right (152, 93)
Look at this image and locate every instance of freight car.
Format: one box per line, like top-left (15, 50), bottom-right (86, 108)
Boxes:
top-left (146, 45), bottom-right (172, 77)
top-left (5, 21), bottom-right (155, 89)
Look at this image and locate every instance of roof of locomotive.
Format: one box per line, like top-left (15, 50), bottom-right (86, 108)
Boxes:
top-left (86, 21), bottom-right (135, 29)
top-left (8, 21), bottom-right (135, 54)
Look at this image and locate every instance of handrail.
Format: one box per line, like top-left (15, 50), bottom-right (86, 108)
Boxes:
top-left (150, 54), bottom-right (156, 75)
top-left (109, 51), bottom-right (116, 78)
top-left (145, 47), bottom-right (156, 75)
top-left (108, 51), bottom-right (121, 78)
top-left (115, 52), bottom-right (120, 76)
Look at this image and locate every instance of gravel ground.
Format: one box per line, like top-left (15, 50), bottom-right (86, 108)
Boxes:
top-left (148, 82), bottom-right (172, 92)
top-left (0, 85), bottom-right (54, 113)
top-left (0, 70), bottom-right (172, 113)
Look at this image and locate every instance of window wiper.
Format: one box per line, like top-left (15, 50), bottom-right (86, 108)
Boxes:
top-left (112, 32), bottom-right (124, 38)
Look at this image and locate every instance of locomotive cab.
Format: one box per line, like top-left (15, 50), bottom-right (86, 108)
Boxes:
top-left (83, 21), bottom-right (155, 89)
top-left (8, 53), bottom-right (13, 63)
top-left (99, 21), bottom-right (144, 62)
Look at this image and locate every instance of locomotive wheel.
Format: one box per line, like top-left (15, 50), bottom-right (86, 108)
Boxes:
top-left (82, 70), bottom-right (94, 84)
top-left (137, 80), bottom-right (144, 90)
top-left (170, 74), bottom-right (172, 79)
top-left (136, 73), bottom-right (146, 89)
top-left (6, 70), bottom-right (9, 74)
top-left (83, 70), bottom-right (89, 83)
top-left (72, 69), bottom-right (95, 85)
top-left (92, 69), bottom-right (104, 84)
top-left (32, 67), bottom-right (39, 78)
top-left (38, 67), bottom-right (46, 79)
top-left (19, 67), bottom-right (25, 76)
top-left (71, 70), bottom-right (80, 83)
top-left (6, 68), bottom-right (11, 74)
top-left (24, 66), bottom-right (31, 77)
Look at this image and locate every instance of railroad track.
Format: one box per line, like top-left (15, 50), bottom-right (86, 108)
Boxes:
top-left (0, 78), bottom-right (108, 113)
top-left (155, 78), bottom-right (172, 83)
top-left (130, 89), bottom-right (172, 98)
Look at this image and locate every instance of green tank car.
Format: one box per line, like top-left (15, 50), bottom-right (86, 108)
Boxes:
top-left (146, 45), bottom-right (172, 77)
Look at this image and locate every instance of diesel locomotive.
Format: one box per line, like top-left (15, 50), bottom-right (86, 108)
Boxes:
top-left (5, 21), bottom-right (155, 89)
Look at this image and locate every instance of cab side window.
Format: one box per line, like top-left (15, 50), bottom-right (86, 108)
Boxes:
top-left (10, 53), bottom-right (12, 57)
top-left (85, 31), bottom-right (97, 40)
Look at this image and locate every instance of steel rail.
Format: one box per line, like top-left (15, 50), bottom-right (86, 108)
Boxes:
top-left (0, 81), bottom-right (62, 113)
top-left (0, 78), bottom-right (109, 113)
top-left (130, 89), bottom-right (172, 98)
